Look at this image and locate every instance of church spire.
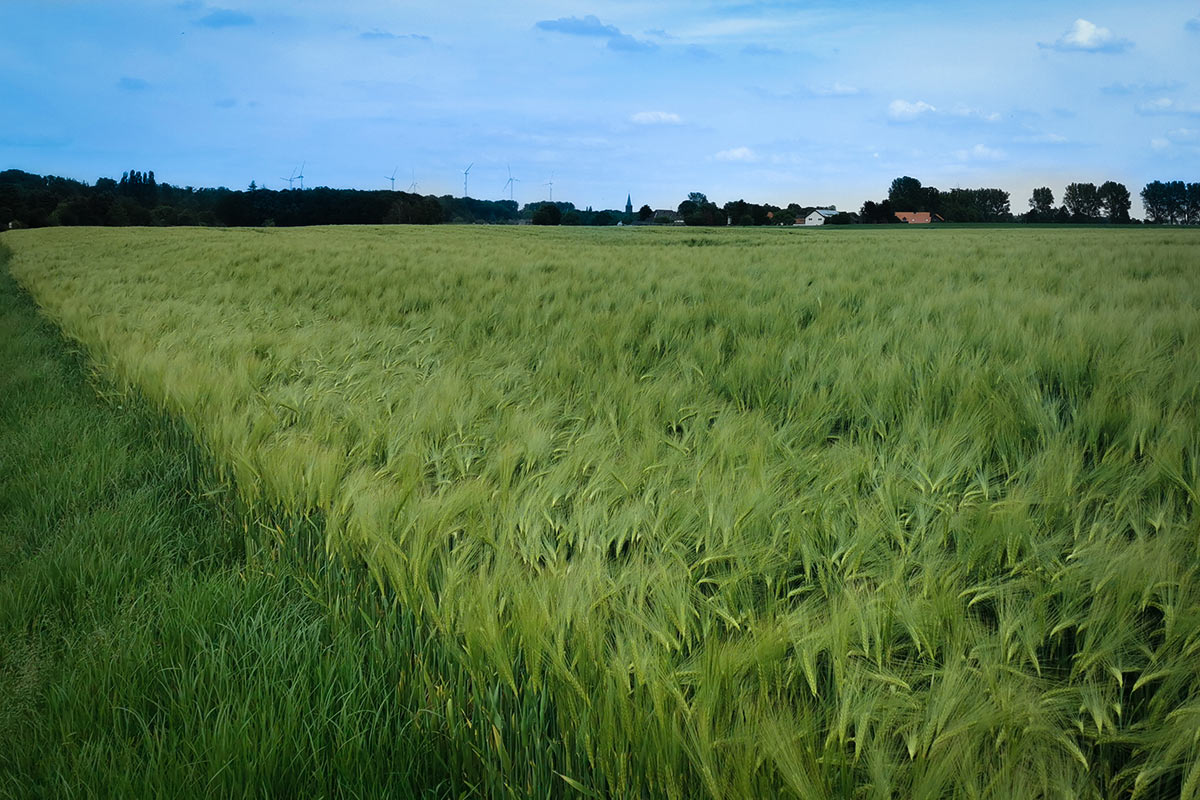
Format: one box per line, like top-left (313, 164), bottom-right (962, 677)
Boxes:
top-left (625, 194), bottom-right (633, 215)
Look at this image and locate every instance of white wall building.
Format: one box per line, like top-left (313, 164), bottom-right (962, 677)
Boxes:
top-left (804, 209), bottom-right (837, 226)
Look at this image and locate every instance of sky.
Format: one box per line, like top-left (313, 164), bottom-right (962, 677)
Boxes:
top-left (2, 1), bottom-right (1198, 215)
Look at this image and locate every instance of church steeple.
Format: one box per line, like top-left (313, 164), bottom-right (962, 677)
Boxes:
top-left (625, 194), bottom-right (633, 215)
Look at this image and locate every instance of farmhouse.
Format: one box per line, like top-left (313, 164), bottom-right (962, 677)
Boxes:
top-left (803, 209), bottom-right (838, 226)
top-left (894, 211), bottom-right (944, 224)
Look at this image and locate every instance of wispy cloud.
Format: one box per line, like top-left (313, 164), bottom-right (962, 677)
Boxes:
top-left (1040, 19), bottom-right (1131, 53)
top-left (1101, 80), bottom-right (1183, 95)
top-left (948, 104), bottom-right (1001, 122)
top-left (714, 146), bottom-right (757, 162)
top-left (814, 82), bottom-right (860, 97)
top-left (888, 99), bottom-right (999, 123)
top-left (888, 99), bottom-right (936, 120)
top-left (117, 76), bottom-right (150, 92)
top-left (195, 8), bottom-right (254, 28)
top-left (1186, 17), bottom-right (1200, 33)
top-left (631, 111), bottom-right (682, 125)
top-left (360, 29), bottom-right (431, 42)
top-left (954, 143), bottom-right (1005, 161)
top-left (535, 15), bottom-right (656, 52)
top-left (1137, 97), bottom-right (1200, 116)
top-left (1015, 131), bottom-right (1069, 144)
top-left (741, 44), bottom-right (783, 56)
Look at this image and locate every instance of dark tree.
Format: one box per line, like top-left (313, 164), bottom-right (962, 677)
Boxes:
top-left (1187, 183), bottom-right (1200, 225)
top-left (1063, 182), bottom-right (1100, 221)
top-left (859, 199), bottom-right (901, 224)
top-left (1097, 181), bottom-right (1131, 223)
top-left (532, 202), bottom-right (562, 225)
top-left (938, 188), bottom-right (1010, 222)
top-left (1141, 181), bottom-right (1170, 224)
top-left (888, 176), bottom-right (925, 211)
top-left (678, 192), bottom-right (722, 226)
top-left (1029, 187), bottom-right (1054, 217)
top-left (1165, 180), bottom-right (1188, 224)
top-left (637, 204), bottom-right (653, 221)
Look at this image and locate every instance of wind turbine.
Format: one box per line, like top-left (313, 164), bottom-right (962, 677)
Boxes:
top-left (385, 167), bottom-right (398, 191)
top-left (295, 161), bottom-right (305, 190)
top-left (501, 164), bottom-right (519, 201)
top-left (544, 173), bottom-right (554, 203)
top-left (462, 163), bottom-right (474, 197)
top-left (408, 168), bottom-right (418, 193)
top-left (280, 165), bottom-right (298, 189)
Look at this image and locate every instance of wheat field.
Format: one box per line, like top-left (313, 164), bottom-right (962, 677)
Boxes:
top-left (6, 225), bottom-right (1200, 798)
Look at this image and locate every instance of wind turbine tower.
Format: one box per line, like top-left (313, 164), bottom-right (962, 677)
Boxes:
top-left (463, 163), bottom-right (474, 198)
top-left (280, 165), bottom-right (298, 189)
top-left (385, 167), bottom-right (398, 191)
top-left (295, 162), bottom-right (305, 190)
top-left (544, 173), bottom-right (554, 203)
top-left (502, 164), bottom-right (519, 202)
top-left (408, 169), bottom-right (418, 193)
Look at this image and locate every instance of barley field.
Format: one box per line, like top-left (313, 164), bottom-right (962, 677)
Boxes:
top-left (5, 225), bottom-right (1200, 798)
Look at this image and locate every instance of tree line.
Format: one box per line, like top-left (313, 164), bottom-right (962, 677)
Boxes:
top-left (2, 168), bottom-right (1197, 230)
top-left (858, 177), bottom-right (1014, 224)
top-left (0, 169), bottom-right (630, 229)
top-left (1025, 182), bottom-right (1134, 223)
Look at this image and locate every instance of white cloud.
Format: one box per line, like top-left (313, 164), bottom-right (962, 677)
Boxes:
top-left (1015, 131), bottom-right (1069, 144)
top-left (955, 144), bottom-right (1006, 161)
top-left (949, 105), bottom-right (1001, 122)
top-left (714, 146), bottom-right (757, 162)
top-left (814, 82), bottom-right (860, 97)
top-left (1138, 97), bottom-right (1200, 115)
top-left (631, 111), bottom-right (682, 125)
top-left (1101, 80), bottom-right (1182, 95)
top-left (674, 18), bottom-right (778, 39)
top-left (1151, 128), bottom-right (1200, 151)
top-left (889, 99), bottom-right (936, 120)
top-left (1043, 18), bottom-right (1131, 52)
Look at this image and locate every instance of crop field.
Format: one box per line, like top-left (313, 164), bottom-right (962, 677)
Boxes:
top-left (4, 225), bottom-right (1200, 798)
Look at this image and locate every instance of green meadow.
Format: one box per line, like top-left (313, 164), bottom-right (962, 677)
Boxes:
top-left (3, 225), bottom-right (1199, 798)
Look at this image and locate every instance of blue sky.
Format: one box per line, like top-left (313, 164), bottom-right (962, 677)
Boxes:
top-left (2, 1), bottom-right (1198, 214)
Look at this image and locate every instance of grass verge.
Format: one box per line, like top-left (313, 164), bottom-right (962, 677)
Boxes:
top-left (0, 237), bottom-right (591, 799)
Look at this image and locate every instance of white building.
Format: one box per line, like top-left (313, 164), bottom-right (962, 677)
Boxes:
top-left (804, 209), bottom-right (837, 226)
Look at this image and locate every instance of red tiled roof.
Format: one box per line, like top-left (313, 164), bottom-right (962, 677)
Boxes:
top-left (894, 211), bottom-right (932, 223)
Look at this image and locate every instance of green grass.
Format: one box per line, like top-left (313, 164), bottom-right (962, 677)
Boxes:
top-left (0, 237), bottom-right (604, 799)
top-left (4, 225), bottom-right (1200, 798)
